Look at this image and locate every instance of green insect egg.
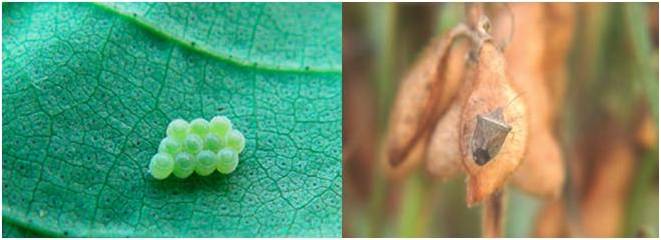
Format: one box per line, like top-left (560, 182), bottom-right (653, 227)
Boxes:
top-left (166, 119), bottom-right (189, 141)
top-left (204, 133), bottom-right (224, 152)
top-left (226, 129), bottom-right (246, 153)
top-left (158, 137), bottom-right (181, 155)
top-left (172, 152), bottom-right (197, 179)
top-left (195, 150), bottom-right (219, 176)
top-left (209, 116), bottom-right (232, 137)
top-left (190, 118), bottom-right (210, 136)
top-left (152, 116), bottom-right (246, 180)
top-left (217, 148), bottom-right (239, 174)
top-left (149, 153), bottom-right (175, 180)
top-left (184, 134), bottom-right (203, 154)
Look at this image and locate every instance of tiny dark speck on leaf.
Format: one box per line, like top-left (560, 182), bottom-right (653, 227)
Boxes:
top-left (191, 41), bottom-right (196, 47)
top-left (305, 66), bottom-right (310, 71)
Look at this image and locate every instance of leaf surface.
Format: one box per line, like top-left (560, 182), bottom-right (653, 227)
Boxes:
top-left (102, 3), bottom-right (342, 72)
top-left (2, 3), bottom-right (342, 237)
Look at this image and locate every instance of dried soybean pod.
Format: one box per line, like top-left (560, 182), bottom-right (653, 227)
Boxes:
top-left (579, 133), bottom-right (635, 237)
top-left (543, 3), bottom-right (576, 115)
top-left (387, 24), bottom-right (470, 168)
top-left (635, 105), bottom-right (658, 150)
top-left (495, 3), bottom-right (564, 198)
top-left (425, 46), bottom-right (475, 179)
top-left (459, 42), bottom-right (528, 205)
top-left (512, 132), bottom-right (564, 198)
top-left (533, 200), bottom-right (568, 237)
top-left (425, 101), bottom-right (464, 179)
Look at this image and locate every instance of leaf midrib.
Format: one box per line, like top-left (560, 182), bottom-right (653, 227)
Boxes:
top-left (92, 3), bottom-right (342, 75)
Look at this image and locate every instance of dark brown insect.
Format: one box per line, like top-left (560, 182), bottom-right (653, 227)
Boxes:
top-left (471, 107), bottom-right (512, 165)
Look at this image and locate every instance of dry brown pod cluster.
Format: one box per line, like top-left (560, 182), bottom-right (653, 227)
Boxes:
top-left (386, 3), bottom-right (575, 210)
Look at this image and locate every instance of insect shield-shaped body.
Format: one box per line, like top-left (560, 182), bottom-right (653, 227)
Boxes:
top-left (471, 108), bottom-right (512, 166)
top-left (148, 116), bottom-right (246, 180)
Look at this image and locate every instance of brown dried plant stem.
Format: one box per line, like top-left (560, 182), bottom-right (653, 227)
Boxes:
top-left (482, 189), bottom-right (505, 237)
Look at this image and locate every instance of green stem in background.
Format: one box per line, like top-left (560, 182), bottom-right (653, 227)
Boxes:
top-left (436, 178), bottom-right (482, 237)
top-left (367, 162), bottom-right (388, 237)
top-left (365, 4), bottom-right (397, 235)
top-left (623, 3), bottom-right (658, 123)
top-left (618, 4), bottom-right (660, 236)
top-left (436, 3), bottom-right (464, 35)
top-left (505, 187), bottom-right (542, 237)
top-left (622, 4), bottom-right (659, 236)
top-left (625, 149), bottom-right (659, 237)
top-left (395, 172), bottom-right (431, 237)
top-left (367, 3), bottom-right (397, 133)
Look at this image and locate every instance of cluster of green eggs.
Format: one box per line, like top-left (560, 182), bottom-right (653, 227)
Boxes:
top-left (149, 116), bottom-right (245, 180)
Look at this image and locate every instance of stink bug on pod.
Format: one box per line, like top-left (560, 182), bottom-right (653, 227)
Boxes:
top-left (471, 108), bottom-right (512, 166)
top-left (149, 116), bottom-right (246, 180)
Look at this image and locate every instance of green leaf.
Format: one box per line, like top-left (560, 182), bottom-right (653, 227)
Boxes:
top-left (3, 221), bottom-right (42, 238)
top-left (101, 3), bottom-right (342, 72)
top-left (2, 2), bottom-right (342, 237)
